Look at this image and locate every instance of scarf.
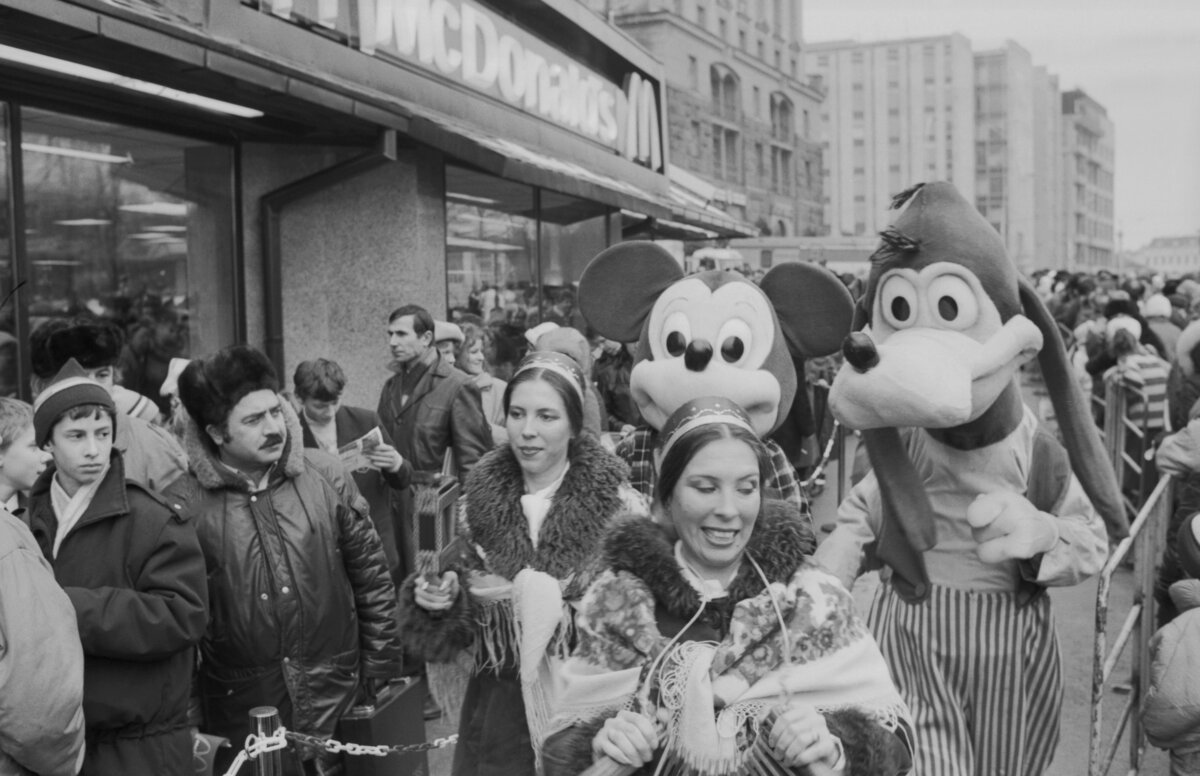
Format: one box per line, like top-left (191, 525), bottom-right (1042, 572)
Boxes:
top-left (50, 464), bottom-right (109, 558)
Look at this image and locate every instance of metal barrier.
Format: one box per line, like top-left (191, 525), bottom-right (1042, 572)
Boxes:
top-left (1088, 473), bottom-right (1174, 776)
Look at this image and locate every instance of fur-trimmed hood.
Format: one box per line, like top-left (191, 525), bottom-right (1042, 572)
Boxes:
top-left (604, 500), bottom-right (816, 624)
top-left (464, 433), bottom-right (631, 580)
top-left (182, 395), bottom-right (306, 492)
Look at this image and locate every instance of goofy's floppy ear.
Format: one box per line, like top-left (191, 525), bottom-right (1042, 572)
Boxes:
top-left (862, 427), bottom-right (936, 603)
top-left (760, 263), bottom-right (855, 358)
top-left (1018, 278), bottom-right (1128, 539)
top-left (579, 241), bottom-right (683, 343)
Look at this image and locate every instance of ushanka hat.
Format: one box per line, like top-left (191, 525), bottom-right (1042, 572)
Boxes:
top-left (177, 345), bottom-right (279, 430)
top-left (514, 350), bottom-right (585, 401)
top-left (33, 359), bottom-right (116, 446)
top-left (30, 318), bottom-right (124, 379)
top-left (655, 396), bottom-right (755, 466)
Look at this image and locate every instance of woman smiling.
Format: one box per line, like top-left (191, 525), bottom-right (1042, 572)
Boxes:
top-left (544, 398), bottom-right (913, 776)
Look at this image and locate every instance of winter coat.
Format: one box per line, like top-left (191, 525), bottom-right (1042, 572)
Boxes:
top-left (27, 453), bottom-right (208, 776)
top-left (377, 351), bottom-right (491, 477)
top-left (115, 410), bottom-right (188, 492)
top-left (167, 400), bottom-right (402, 750)
top-left (397, 434), bottom-right (645, 776)
top-left (1144, 579), bottom-right (1200, 754)
top-left (0, 510), bottom-right (85, 776)
top-left (542, 503), bottom-right (912, 776)
top-left (299, 405), bottom-right (412, 581)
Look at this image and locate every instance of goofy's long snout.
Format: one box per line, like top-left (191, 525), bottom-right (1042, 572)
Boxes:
top-left (843, 332), bottom-right (880, 373)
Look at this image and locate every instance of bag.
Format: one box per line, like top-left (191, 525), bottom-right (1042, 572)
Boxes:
top-left (336, 677), bottom-right (430, 776)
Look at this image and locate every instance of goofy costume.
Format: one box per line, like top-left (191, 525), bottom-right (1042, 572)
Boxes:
top-left (814, 182), bottom-right (1127, 776)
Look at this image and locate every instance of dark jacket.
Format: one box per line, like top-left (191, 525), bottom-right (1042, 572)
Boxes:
top-left (167, 400), bottom-right (402, 751)
top-left (299, 405), bottom-right (412, 581)
top-left (27, 452), bottom-right (208, 776)
top-left (377, 350), bottom-right (491, 477)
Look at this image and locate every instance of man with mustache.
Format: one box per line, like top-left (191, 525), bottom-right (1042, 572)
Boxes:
top-left (168, 345), bottom-right (402, 776)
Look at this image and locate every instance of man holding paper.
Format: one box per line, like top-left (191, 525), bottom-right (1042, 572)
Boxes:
top-left (294, 358), bottom-right (412, 586)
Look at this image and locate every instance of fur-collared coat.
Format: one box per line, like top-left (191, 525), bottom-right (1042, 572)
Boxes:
top-left (165, 401), bottom-right (401, 765)
top-left (397, 434), bottom-right (645, 776)
top-left (543, 504), bottom-right (913, 776)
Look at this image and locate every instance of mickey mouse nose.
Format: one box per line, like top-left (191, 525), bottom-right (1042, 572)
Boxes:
top-left (684, 339), bottom-right (713, 372)
top-left (843, 332), bottom-right (880, 372)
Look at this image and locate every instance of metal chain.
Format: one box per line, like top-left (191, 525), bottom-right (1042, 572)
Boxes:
top-left (219, 727), bottom-right (459, 776)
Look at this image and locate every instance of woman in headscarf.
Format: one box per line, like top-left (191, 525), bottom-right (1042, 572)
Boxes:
top-left (544, 398), bottom-right (912, 775)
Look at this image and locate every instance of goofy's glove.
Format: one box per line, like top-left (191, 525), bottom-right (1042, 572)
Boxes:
top-left (967, 491), bottom-right (1059, 564)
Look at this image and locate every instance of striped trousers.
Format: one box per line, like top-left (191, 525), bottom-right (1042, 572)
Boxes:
top-left (869, 582), bottom-right (1063, 776)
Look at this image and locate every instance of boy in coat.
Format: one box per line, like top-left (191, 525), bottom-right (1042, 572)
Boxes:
top-left (26, 360), bottom-right (208, 776)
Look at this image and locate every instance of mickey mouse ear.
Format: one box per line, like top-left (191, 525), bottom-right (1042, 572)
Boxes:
top-left (579, 242), bottom-right (683, 343)
top-left (760, 263), bottom-right (855, 358)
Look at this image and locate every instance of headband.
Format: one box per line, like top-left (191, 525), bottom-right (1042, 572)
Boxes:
top-left (655, 396), bottom-right (756, 465)
top-left (516, 350), bottom-right (585, 401)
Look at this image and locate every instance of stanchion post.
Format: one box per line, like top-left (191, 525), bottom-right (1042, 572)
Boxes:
top-left (250, 706), bottom-right (283, 776)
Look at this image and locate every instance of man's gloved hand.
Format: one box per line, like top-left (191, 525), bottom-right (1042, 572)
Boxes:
top-left (967, 491), bottom-right (1059, 564)
top-left (359, 677), bottom-right (387, 706)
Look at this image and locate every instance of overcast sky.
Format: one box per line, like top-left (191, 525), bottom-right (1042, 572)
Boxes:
top-left (803, 0), bottom-right (1200, 252)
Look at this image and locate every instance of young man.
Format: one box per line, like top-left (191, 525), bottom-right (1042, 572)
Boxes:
top-left (31, 318), bottom-right (188, 491)
top-left (0, 397), bottom-right (85, 776)
top-left (172, 345), bottom-right (401, 776)
top-left (26, 361), bottom-right (208, 776)
top-left (294, 358), bottom-right (411, 585)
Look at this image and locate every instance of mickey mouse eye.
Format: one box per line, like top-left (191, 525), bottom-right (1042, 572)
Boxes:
top-left (927, 274), bottom-right (979, 330)
top-left (662, 312), bottom-right (691, 357)
top-left (721, 337), bottom-right (744, 363)
top-left (879, 275), bottom-right (918, 329)
top-left (715, 319), bottom-right (753, 366)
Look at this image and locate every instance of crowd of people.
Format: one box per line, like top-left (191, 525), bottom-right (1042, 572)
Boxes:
top-left (4, 235), bottom-right (1200, 776)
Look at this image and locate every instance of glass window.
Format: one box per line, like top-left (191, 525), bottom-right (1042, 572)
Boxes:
top-left (538, 191), bottom-right (608, 334)
top-left (444, 165), bottom-right (611, 378)
top-left (0, 105), bottom-right (14, 397)
top-left (445, 165), bottom-right (537, 377)
top-left (21, 108), bottom-right (235, 410)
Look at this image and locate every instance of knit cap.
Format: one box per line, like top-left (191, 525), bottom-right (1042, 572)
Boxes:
top-left (33, 359), bottom-right (116, 446)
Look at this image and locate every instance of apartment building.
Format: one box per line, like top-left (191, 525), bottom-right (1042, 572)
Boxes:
top-left (1063, 89), bottom-right (1117, 269)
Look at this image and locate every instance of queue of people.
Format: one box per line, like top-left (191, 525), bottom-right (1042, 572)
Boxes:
top-left (5, 244), bottom-right (1200, 776)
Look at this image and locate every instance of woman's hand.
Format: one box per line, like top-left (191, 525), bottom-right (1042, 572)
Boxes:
top-left (591, 709), bottom-right (659, 768)
top-left (767, 705), bottom-right (843, 771)
top-left (414, 571), bottom-right (459, 611)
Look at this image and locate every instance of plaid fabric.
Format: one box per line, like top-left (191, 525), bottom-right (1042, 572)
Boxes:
top-left (615, 428), bottom-right (810, 523)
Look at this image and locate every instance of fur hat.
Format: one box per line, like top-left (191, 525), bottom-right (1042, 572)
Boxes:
top-left (178, 345), bottom-right (279, 431)
top-left (1106, 315), bottom-right (1142, 344)
top-left (30, 318), bottom-right (124, 379)
top-left (33, 359), bottom-right (116, 446)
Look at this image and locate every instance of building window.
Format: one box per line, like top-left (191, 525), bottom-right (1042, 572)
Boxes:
top-left (769, 92), bottom-right (793, 142)
top-left (791, 58), bottom-right (798, 77)
top-left (770, 147), bottom-right (792, 194)
top-left (753, 86), bottom-right (761, 117)
top-left (712, 126), bottom-right (741, 181)
top-left (688, 56), bottom-right (699, 90)
top-left (756, 142), bottom-right (765, 183)
top-left (13, 106), bottom-right (237, 404)
top-left (697, 3), bottom-right (707, 28)
top-left (739, 30), bottom-right (747, 49)
top-left (775, 50), bottom-right (782, 70)
top-left (758, 40), bottom-right (765, 59)
top-left (718, 17), bottom-right (727, 39)
top-left (710, 65), bottom-right (740, 120)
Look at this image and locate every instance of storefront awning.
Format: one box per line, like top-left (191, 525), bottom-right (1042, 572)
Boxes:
top-left (403, 108), bottom-right (755, 239)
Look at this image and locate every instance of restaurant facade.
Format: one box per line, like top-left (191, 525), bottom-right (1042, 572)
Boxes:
top-left (0, 0), bottom-right (748, 407)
